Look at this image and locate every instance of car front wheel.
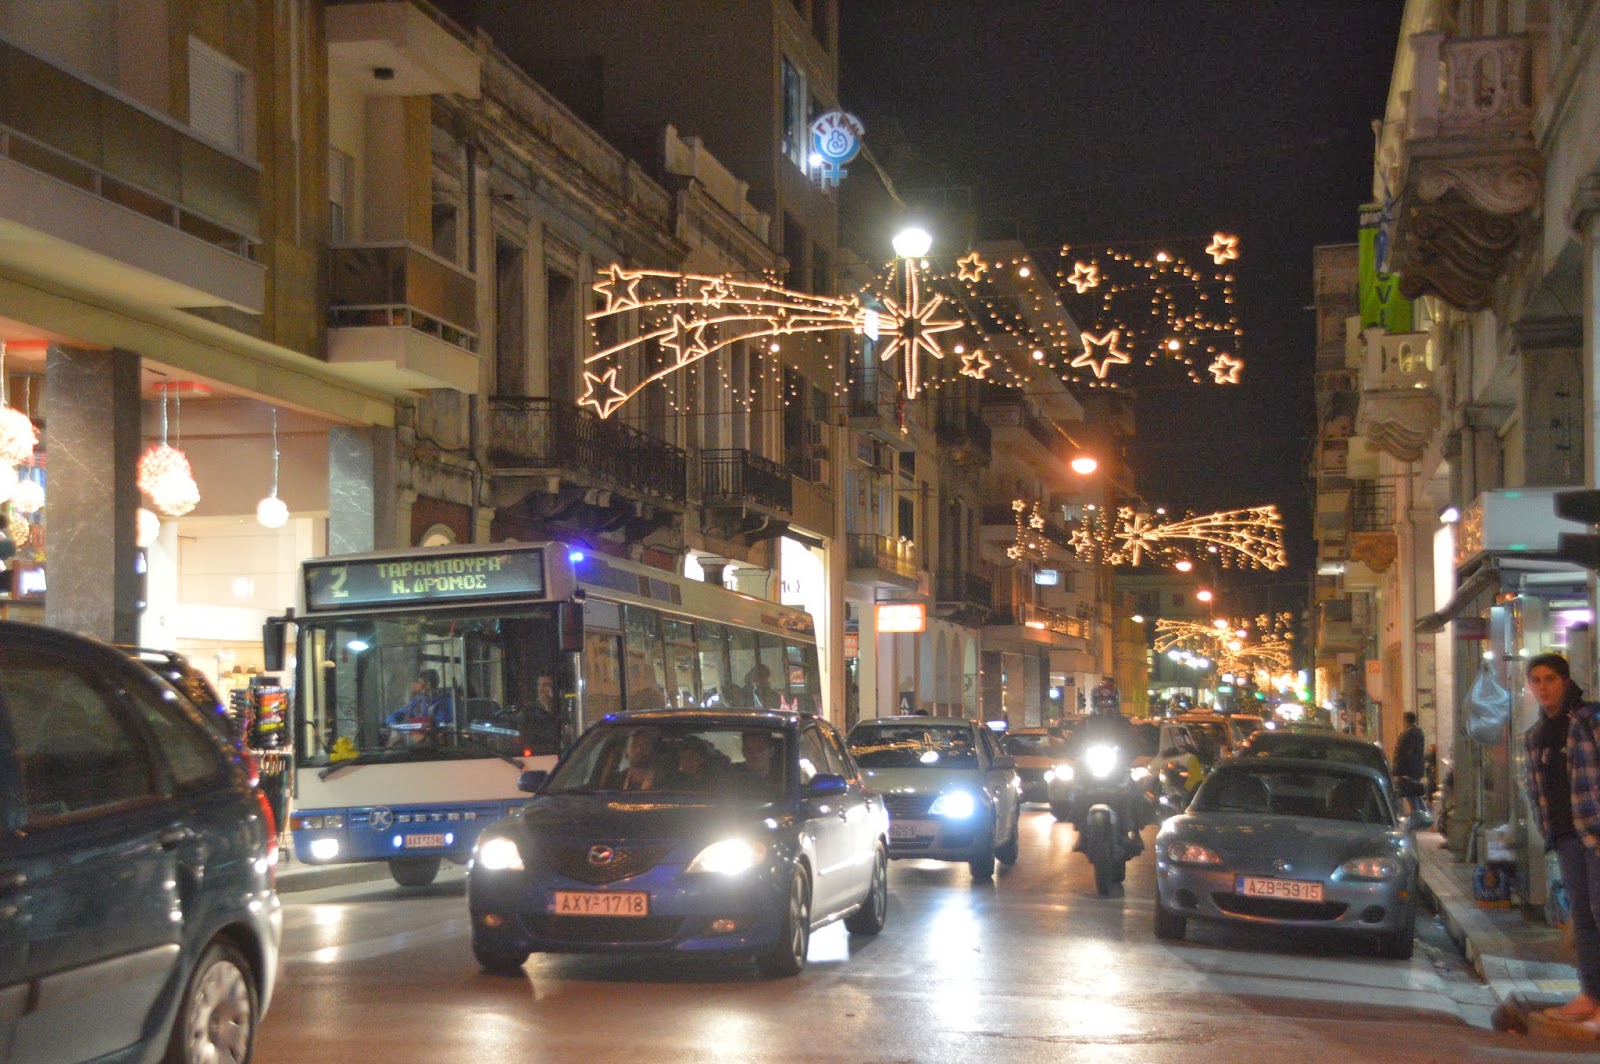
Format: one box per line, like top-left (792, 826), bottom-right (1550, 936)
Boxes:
top-left (164, 939), bottom-right (257, 1064)
top-left (758, 864), bottom-right (812, 977)
top-left (473, 934), bottom-right (530, 975)
top-left (1153, 901), bottom-right (1187, 941)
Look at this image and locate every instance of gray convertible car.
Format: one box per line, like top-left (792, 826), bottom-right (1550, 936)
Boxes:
top-left (1153, 757), bottom-right (1422, 958)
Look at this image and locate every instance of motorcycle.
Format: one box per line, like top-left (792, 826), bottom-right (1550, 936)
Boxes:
top-left (1050, 740), bottom-right (1147, 895)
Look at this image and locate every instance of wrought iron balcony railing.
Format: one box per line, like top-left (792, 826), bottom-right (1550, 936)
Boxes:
top-left (488, 396), bottom-right (686, 504)
top-left (847, 534), bottom-right (918, 580)
top-left (935, 571), bottom-right (993, 609)
top-left (701, 448), bottom-right (792, 514)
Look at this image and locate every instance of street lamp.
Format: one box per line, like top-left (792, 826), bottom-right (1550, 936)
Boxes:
top-left (892, 226), bottom-right (933, 259)
top-left (1196, 589), bottom-right (1213, 603)
top-left (1174, 559), bottom-right (1194, 572)
top-left (1070, 455), bottom-right (1099, 475)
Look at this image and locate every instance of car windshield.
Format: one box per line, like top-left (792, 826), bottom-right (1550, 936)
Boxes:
top-left (1179, 721), bottom-right (1228, 762)
top-left (1192, 764), bottom-right (1391, 824)
top-left (546, 722), bottom-right (790, 800)
top-left (1240, 734), bottom-right (1388, 774)
top-left (1003, 731), bottom-right (1068, 758)
top-left (1129, 724), bottom-right (1161, 758)
top-left (849, 724), bottom-right (979, 768)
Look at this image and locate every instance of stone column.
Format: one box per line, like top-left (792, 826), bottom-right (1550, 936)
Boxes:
top-left (328, 425), bottom-right (398, 554)
top-left (43, 347), bottom-right (140, 642)
top-left (1572, 177), bottom-right (1600, 688)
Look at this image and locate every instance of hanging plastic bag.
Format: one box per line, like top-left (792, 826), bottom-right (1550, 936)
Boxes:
top-left (1465, 658), bottom-right (1511, 745)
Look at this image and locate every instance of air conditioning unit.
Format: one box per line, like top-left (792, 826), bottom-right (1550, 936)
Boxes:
top-left (805, 421), bottom-right (824, 447)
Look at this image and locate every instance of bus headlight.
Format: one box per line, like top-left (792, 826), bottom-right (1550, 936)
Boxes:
top-left (475, 835), bottom-right (525, 872)
top-left (309, 837), bottom-right (340, 862)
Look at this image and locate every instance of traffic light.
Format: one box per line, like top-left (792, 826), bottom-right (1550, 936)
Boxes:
top-left (1555, 490), bottom-right (1600, 571)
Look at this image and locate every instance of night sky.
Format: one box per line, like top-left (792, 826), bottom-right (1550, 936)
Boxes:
top-left (840, 1), bottom-right (1405, 613)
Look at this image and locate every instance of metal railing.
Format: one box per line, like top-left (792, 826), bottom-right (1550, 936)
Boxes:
top-left (999, 602), bottom-right (1087, 639)
top-left (847, 534), bottom-right (918, 580)
top-left (935, 413), bottom-right (992, 462)
top-left (488, 397), bottom-right (687, 504)
top-left (980, 399), bottom-right (1064, 458)
top-left (934, 571), bottom-right (993, 608)
top-left (1349, 482), bottom-right (1395, 533)
top-left (701, 448), bottom-right (792, 513)
top-left (0, 33), bottom-right (260, 255)
top-left (330, 242), bottom-right (479, 352)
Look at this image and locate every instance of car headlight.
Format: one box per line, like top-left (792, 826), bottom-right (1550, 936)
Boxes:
top-left (1052, 763), bottom-right (1074, 783)
top-left (687, 838), bottom-right (769, 875)
top-left (475, 834), bottom-right (525, 872)
top-left (1339, 856), bottom-right (1401, 880)
top-left (1165, 841), bottom-right (1223, 866)
top-left (1085, 744), bottom-right (1118, 779)
top-left (929, 790), bottom-right (977, 818)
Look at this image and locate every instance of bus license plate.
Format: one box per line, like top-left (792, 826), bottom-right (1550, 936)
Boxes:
top-left (404, 833), bottom-right (447, 848)
top-left (1237, 876), bottom-right (1324, 902)
top-left (551, 891), bottom-right (649, 917)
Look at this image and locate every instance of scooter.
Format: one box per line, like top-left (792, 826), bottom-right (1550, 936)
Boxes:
top-left (1054, 741), bottom-right (1145, 895)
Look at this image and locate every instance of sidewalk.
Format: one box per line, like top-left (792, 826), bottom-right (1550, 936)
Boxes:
top-left (1415, 830), bottom-right (1588, 1034)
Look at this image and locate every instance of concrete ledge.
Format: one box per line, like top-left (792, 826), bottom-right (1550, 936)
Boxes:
top-left (276, 860), bottom-right (397, 894)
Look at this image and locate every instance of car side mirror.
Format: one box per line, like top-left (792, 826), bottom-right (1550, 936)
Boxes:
top-left (806, 773), bottom-right (847, 797)
top-left (1405, 810), bottom-right (1433, 832)
top-left (989, 755), bottom-right (1016, 771)
top-left (517, 769), bottom-right (549, 794)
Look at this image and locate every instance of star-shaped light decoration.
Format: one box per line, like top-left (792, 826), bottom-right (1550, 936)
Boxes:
top-left (1208, 352), bottom-right (1243, 384)
top-left (1066, 261), bottom-right (1101, 294)
top-left (698, 277), bottom-right (733, 307)
top-left (878, 264), bottom-right (963, 399)
top-left (958, 348), bottom-right (993, 379)
top-left (593, 265), bottom-right (643, 314)
top-left (1072, 330), bottom-right (1133, 380)
top-left (956, 251), bottom-right (989, 282)
top-left (1206, 232), bottom-right (1240, 265)
top-left (660, 313), bottom-right (712, 366)
top-left (1114, 509), bottom-right (1157, 565)
top-left (580, 368), bottom-right (631, 418)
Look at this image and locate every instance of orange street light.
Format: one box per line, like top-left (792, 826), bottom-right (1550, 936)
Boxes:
top-left (1196, 589), bottom-right (1214, 603)
top-left (1070, 455), bottom-right (1098, 476)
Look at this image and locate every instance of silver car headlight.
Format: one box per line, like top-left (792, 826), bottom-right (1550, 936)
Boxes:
top-left (1052, 763), bottom-right (1074, 783)
top-left (1085, 744), bottom-right (1118, 779)
top-left (475, 834), bottom-right (525, 872)
top-left (1165, 841), bottom-right (1223, 866)
top-left (929, 790), bottom-right (978, 818)
top-left (1339, 856), bottom-right (1402, 880)
top-left (687, 838), bottom-right (769, 875)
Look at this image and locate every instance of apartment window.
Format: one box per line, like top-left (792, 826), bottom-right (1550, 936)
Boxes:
top-left (431, 121), bottom-right (472, 267)
top-left (898, 496), bottom-right (915, 542)
top-left (546, 268), bottom-right (576, 402)
top-left (494, 240), bottom-right (526, 395)
top-left (783, 367), bottom-right (807, 477)
top-left (781, 58), bottom-right (806, 169)
top-left (783, 214), bottom-right (807, 293)
top-left (188, 38), bottom-right (248, 155)
top-left (328, 149), bottom-right (353, 242)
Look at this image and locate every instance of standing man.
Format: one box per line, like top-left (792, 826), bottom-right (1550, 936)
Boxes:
top-left (1524, 653), bottom-right (1600, 1026)
top-left (1392, 711), bottom-right (1427, 814)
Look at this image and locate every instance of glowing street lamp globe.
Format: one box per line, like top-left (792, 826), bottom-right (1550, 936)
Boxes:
top-left (892, 226), bottom-right (933, 259)
top-left (1070, 456), bottom-right (1098, 475)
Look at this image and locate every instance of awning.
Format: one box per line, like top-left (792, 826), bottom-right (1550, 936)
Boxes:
top-left (1414, 563), bottom-right (1497, 635)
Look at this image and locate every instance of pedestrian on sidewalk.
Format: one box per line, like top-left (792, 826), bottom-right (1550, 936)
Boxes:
top-left (1392, 711), bottom-right (1427, 814)
top-left (1524, 652), bottom-right (1600, 1026)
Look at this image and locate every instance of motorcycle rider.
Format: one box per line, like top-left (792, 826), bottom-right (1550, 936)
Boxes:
top-left (1066, 677), bottom-right (1145, 856)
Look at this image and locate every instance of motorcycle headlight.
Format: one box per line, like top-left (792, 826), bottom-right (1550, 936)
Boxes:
top-left (1339, 856), bottom-right (1401, 880)
top-left (1085, 744), bottom-right (1119, 780)
top-left (687, 838), bottom-right (769, 875)
top-left (929, 790), bottom-right (977, 818)
top-left (1165, 841), bottom-right (1222, 866)
top-left (475, 834), bottom-right (525, 872)
top-left (1130, 766), bottom-right (1150, 783)
top-left (1052, 763), bottom-right (1074, 783)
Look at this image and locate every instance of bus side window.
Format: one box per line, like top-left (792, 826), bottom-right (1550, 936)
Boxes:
top-left (786, 643), bottom-right (821, 713)
top-left (696, 622), bottom-right (730, 709)
top-left (623, 606), bottom-right (667, 711)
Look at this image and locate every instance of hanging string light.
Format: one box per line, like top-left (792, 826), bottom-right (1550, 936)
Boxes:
top-left (0, 343), bottom-right (38, 466)
top-left (1069, 504), bottom-right (1287, 570)
top-left (137, 389), bottom-right (200, 517)
top-left (256, 407), bottom-right (288, 528)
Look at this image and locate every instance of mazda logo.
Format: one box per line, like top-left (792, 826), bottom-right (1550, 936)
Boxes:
top-left (370, 807), bottom-right (393, 831)
top-left (588, 845), bottom-right (616, 865)
top-left (1273, 859), bottom-right (1292, 874)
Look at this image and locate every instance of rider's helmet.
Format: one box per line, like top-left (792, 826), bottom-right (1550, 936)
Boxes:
top-left (1090, 676), bottom-right (1122, 716)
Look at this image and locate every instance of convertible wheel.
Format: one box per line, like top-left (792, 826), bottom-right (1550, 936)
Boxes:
top-left (1378, 923), bottom-right (1415, 960)
top-left (844, 845), bottom-right (888, 935)
top-left (1153, 901), bottom-right (1187, 941)
top-left (757, 864), bottom-right (812, 977)
top-left (163, 939), bottom-right (257, 1064)
top-left (389, 856), bottom-right (442, 887)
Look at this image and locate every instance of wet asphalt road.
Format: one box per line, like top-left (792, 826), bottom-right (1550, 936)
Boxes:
top-left (255, 810), bottom-right (1592, 1063)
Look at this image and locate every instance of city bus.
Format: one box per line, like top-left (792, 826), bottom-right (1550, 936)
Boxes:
top-left (276, 542), bottom-right (820, 886)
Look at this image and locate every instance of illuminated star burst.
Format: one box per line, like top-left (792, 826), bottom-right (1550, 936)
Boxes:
top-left (958, 348), bottom-right (993, 379)
top-left (877, 261), bottom-right (963, 399)
top-left (1070, 505), bottom-right (1287, 570)
top-left (1006, 498), bottom-right (1052, 562)
top-left (580, 368), bottom-right (631, 418)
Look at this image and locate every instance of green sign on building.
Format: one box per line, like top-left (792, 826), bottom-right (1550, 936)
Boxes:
top-left (1359, 203), bottom-right (1413, 333)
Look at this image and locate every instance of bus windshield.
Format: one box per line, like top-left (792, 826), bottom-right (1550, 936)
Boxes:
top-left (296, 605), bottom-right (569, 767)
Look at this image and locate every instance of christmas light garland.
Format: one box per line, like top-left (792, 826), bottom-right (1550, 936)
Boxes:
top-left (1070, 504), bottom-right (1287, 570)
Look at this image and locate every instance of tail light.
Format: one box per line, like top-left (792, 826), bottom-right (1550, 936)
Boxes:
top-left (240, 748), bottom-right (261, 788)
top-left (254, 789), bottom-right (279, 888)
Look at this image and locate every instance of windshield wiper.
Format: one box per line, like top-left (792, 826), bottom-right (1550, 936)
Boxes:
top-left (317, 752), bottom-right (392, 781)
top-left (451, 733), bottom-right (526, 771)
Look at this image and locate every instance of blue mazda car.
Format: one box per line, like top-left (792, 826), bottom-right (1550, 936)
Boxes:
top-left (467, 709), bottom-right (889, 977)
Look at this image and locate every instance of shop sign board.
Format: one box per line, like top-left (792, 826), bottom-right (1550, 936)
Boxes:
top-left (305, 548), bottom-right (545, 612)
top-left (876, 602), bottom-right (926, 634)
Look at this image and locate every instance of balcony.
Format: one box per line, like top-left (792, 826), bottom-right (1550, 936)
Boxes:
top-left (326, 2), bottom-right (480, 99)
top-left (934, 413), bottom-right (992, 466)
top-left (980, 399), bottom-right (1068, 478)
top-left (935, 571), bottom-right (994, 612)
top-left (986, 601), bottom-right (1089, 648)
top-left (701, 448), bottom-right (792, 516)
top-left (1316, 598), bottom-right (1365, 654)
top-left (1386, 32), bottom-right (1540, 311)
top-left (1357, 329), bottom-right (1438, 462)
top-left (978, 502), bottom-right (1074, 563)
top-left (846, 533), bottom-right (919, 591)
top-left (327, 242), bottom-right (480, 392)
top-left (846, 367), bottom-right (907, 448)
top-left (488, 396), bottom-right (686, 506)
top-left (0, 33), bottom-right (263, 311)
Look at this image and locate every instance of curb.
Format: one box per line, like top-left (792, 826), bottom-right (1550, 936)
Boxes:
top-left (275, 861), bottom-right (398, 894)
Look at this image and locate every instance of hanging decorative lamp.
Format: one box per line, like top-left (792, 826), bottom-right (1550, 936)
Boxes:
top-left (9, 468), bottom-right (42, 514)
top-left (137, 389), bottom-right (200, 517)
top-left (0, 344), bottom-right (38, 465)
top-left (256, 407), bottom-right (288, 529)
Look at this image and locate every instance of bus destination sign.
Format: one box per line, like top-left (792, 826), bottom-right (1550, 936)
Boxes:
top-left (305, 549), bottom-right (546, 611)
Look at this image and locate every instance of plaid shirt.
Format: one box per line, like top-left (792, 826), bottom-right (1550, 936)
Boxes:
top-left (1525, 702), bottom-right (1600, 851)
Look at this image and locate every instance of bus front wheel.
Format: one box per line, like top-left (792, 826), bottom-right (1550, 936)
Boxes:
top-left (390, 856), bottom-right (441, 887)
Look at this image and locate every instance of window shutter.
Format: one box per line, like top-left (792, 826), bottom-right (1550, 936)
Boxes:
top-left (189, 38), bottom-right (244, 153)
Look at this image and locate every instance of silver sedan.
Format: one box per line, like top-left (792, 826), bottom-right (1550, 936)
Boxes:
top-left (1153, 758), bottom-right (1421, 958)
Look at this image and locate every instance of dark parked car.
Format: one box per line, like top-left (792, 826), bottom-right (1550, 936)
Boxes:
top-left (0, 622), bottom-right (281, 1064)
top-left (468, 709), bottom-right (889, 977)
